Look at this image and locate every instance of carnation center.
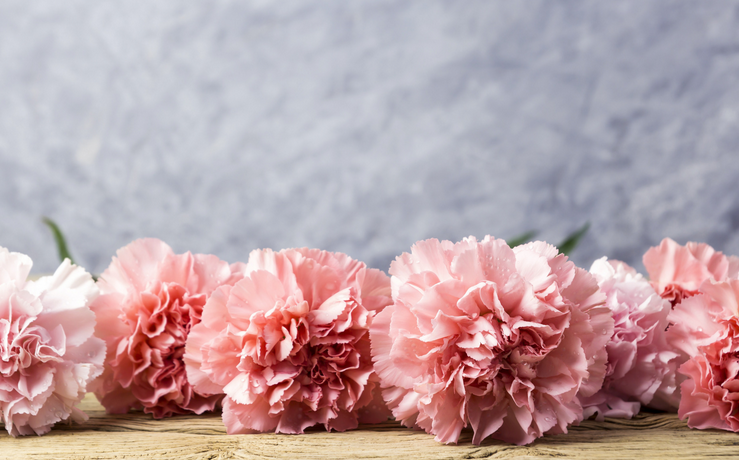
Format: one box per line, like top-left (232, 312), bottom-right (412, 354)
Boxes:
top-left (116, 282), bottom-right (206, 395)
top-left (421, 284), bottom-right (567, 396)
top-left (0, 316), bottom-right (62, 377)
top-left (241, 296), bottom-right (365, 406)
top-left (661, 283), bottom-right (699, 308)
top-left (297, 343), bottom-right (355, 387)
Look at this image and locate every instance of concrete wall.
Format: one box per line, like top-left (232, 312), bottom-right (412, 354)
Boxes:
top-left (2, 0), bottom-right (738, 275)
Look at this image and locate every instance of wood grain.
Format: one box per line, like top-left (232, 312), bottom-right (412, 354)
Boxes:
top-left (2, 394), bottom-right (738, 460)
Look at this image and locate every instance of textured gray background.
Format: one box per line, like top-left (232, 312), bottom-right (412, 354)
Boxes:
top-left (2, 0), bottom-right (739, 275)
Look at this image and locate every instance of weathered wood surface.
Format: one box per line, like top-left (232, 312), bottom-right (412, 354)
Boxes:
top-left (2, 394), bottom-right (738, 460)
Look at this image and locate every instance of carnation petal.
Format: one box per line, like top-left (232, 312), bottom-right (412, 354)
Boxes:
top-left (228, 270), bottom-right (287, 317)
top-left (223, 374), bottom-right (257, 405)
top-left (26, 262), bottom-right (97, 316)
top-left (728, 256), bottom-right (739, 280)
top-left (222, 397), bottom-right (279, 434)
top-left (700, 279), bottom-right (739, 317)
top-left (390, 239), bottom-right (454, 283)
top-left (200, 285), bottom-right (234, 330)
top-left (35, 306), bottom-right (96, 348)
top-left (191, 254), bottom-right (245, 295)
top-left (644, 238), bottom-right (729, 295)
top-left (4, 287), bottom-right (43, 320)
top-left (184, 322), bottom-right (225, 395)
top-left (98, 384), bottom-right (142, 414)
top-left (468, 396), bottom-right (506, 445)
top-left (98, 238), bottom-right (175, 294)
top-left (355, 268), bottom-right (392, 312)
top-left (678, 360), bottom-right (729, 431)
top-left (310, 289), bottom-right (351, 326)
top-left (513, 250), bottom-right (555, 294)
top-left (275, 401), bottom-right (319, 434)
top-left (0, 247), bottom-right (32, 286)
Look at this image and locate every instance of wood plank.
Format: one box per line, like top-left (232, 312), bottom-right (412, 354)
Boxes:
top-left (2, 394), bottom-right (738, 459)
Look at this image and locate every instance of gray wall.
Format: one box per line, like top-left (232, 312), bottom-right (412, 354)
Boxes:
top-left (2, 1), bottom-right (739, 275)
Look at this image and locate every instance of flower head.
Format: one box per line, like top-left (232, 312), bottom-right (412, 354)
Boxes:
top-left (90, 238), bottom-right (245, 418)
top-left (579, 258), bottom-right (679, 420)
top-left (668, 280), bottom-right (739, 431)
top-left (643, 238), bottom-right (739, 307)
top-left (370, 236), bottom-right (613, 445)
top-left (0, 247), bottom-right (104, 436)
top-left (184, 248), bottom-right (392, 434)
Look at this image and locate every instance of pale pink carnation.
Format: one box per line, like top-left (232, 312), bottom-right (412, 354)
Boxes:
top-left (90, 238), bottom-right (245, 418)
top-left (579, 258), bottom-right (680, 420)
top-left (667, 280), bottom-right (739, 431)
top-left (370, 237), bottom-right (613, 445)
top-left (184, 248), bottom-right (392, 434)
top-left (643, 238), bottom-right (739, 307)
top-left (0, 247), bottom-right (105, 436)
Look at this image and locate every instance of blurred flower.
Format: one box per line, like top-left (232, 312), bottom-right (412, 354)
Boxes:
top-left (0, 247), bottom-right (104, 436)
top-left (370, 237), bottom-right (613, 445)
top-left (90, 238), bottom-right (245, 418)
top-left (643, 238), bottom-right (739, 307)
top-left (185, 248), bottom-right (392, 434)
top-left (668, 280), bottom-right (739, 431)
top-left (579, 258), bottom-right (679, 420)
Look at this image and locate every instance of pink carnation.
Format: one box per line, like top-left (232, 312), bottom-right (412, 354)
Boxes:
top-left (0, 247), bottom-right (105, 436)
top-left (184, 248), bottom-right (392, 434)
top-left (668, 280), bottom-right (739, 431)
top-left (643, 238), bottom-right (739, 307)
top-left (370, 237), bottom-right (613, 445)
top-left (579, 258), bottom-right (679, 420)
top-left (89, 238), bottom-right (245, 418)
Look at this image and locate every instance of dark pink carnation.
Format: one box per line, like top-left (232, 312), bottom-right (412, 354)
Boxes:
top-left (184, 248), bottom-right (392, 434)
top-left (579, 258), bottom-right (679, 420)
top-left (668, 280), bottom-right (739, 431)
top-left (0, 248), bottom-right (105, 436)
top-left (89, 238), bottom-right (245, 418)
top-left (370, 237), bottom-right (613, 445)
top-left (644, 238), bottom-right (739, 308)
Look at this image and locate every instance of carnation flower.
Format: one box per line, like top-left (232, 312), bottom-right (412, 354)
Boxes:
top-left (668, 279), bottom-right (739, 431)
top-left (184, 248), bottom-right (392, 434)
top-left (370, 236), bottom-right (613, 445)
top-left (90, 238), bottom-right (245, 418)
top-left (643, 238), bottom-right (739, 307)
top-left (0, 247), bottom-right (104, 436)
top-left (579, 258), bottom-right (679, 420)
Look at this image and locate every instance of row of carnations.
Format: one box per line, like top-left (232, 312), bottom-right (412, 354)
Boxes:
top-left (1, 236), bottom-right (737, 445)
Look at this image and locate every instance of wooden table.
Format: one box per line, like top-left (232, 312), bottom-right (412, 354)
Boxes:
top-left (2, 394), bottom-right (738, 459)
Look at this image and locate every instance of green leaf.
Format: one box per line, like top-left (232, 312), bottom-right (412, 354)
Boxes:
top-left (42, 217), bottom-right (76, 265)
top-left (507, 230), bottom-right (538, 248)
top-left (557, 222), bottom-right (590, 256)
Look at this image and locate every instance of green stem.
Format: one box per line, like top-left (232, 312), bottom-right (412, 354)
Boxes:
top-left (42, 217), bottom-right (76, 265)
